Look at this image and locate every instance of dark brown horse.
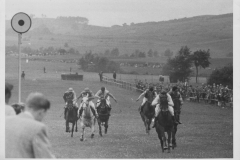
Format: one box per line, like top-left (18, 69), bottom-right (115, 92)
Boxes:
top-left (140, 101), bottom-right (155, 134)
top-left (155, 105), bottom-right (174, 153)
top-left (65, 101), bottom-right (78, 137)
top-left (96, 99), bottom-right (110, 136)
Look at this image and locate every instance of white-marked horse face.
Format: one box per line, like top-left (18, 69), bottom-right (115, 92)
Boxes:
top-left (82, 97), bottom-right (89, 109)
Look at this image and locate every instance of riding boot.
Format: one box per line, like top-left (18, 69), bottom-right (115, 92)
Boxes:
top-left (64, 108), bottom-right (67, 119)
top-left (108, 107), bottom-right (112, 116)
top-left (178, 115), bottom-right (182, 124)
top-left (138, 105), bottom-right (143, 113)
top-left (152, 117), bottom-right (157, 128)
top-left (172, 116), bottom-right (179, 125)
top-left (90, 106), bottom-right (98, 118)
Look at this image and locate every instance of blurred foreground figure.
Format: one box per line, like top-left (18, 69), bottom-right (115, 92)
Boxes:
top-left (11, 103), bottom-right (25, 115)
top-left (5, 92), bottom-right (55, 158)
top-left (5, 82), bottom-right (16, 116)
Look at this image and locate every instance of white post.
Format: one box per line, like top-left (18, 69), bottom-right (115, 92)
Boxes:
top-left (18, 33), bottom-right (22, 103)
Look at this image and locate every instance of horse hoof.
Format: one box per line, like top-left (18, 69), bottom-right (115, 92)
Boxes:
top-left (91, 134), bottom-right (94, 138)
top-left (80, 138), bottom-right (83, 141)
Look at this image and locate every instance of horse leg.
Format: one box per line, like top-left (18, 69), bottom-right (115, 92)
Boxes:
top-left (80, 126), bottom-right (85, 141)
top-left (66, 120), bottom-right (69, 132)
top-left (172, 125), bottom-right (177, 148)
top-left (157, 132), bottom-right (164, 153)
top-left (163, 132), bottom-right (168, 150)
top-left (104, 120), bottom-right (108, 134)
top-left (98, 122), bottom-right (102, 137)
top-left (91, 119), bottom-right (96, 138)
top-left (71, 122), bottom-right (75, 137)
top-left (75, 120), bottom-right (78, 132)
top-left (167, 131), bottom-right (172, 153)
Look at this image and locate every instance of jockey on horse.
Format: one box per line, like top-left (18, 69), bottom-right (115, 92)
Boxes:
top-left (95, 87), bottom-right (117, 115)
top-left (152, 87), bottom-right (178, 128)
top-left (136, 85), bottom-right (157, 113)
top-left (77, 87), bottom-right (98, 118)
top-left (168, 86), bottom-right (183, 124)
top-left (63, 88), bottom-right (78, 119)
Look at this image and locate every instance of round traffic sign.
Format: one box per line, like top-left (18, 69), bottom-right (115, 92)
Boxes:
top-left (11, 12), bottom-right (32, 34)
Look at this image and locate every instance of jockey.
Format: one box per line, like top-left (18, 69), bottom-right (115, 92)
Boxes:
top-left (136, 85), bottom-right (157, 113)
top-left (63, 88), bottom-right (78, 119)
top-left (95, 87), bottom-right (117, 115)
top-left (168, 86), bottom-right (183, 124)
top-left (152, 87), bottom-right (178, 128)
top-left (77, 87), bottom-right (98, 118)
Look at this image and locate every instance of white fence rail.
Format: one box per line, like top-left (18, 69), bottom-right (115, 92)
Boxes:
top-left (102, 76), bottom-right (144, 93)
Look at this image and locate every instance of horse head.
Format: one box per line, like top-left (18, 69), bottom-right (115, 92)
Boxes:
top-left (100, 98), bottom-right (107, 108)
top-left (81, 96), bottom-right (93, 118)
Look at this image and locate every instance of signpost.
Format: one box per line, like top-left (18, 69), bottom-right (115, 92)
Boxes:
top-left (11, 12), bottom-right (31, 103)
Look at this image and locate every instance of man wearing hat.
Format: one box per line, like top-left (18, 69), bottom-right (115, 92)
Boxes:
top-left (63, 87), bottom-right (77, 119)
top-left (5, 82), bottom-right (16, 116)
top-left (77, 87), bottom-right (98, 118)
top-left (151, 87), bottom-right (178, 128)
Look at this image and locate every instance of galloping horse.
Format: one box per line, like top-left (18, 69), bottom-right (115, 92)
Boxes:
top-left (65, 100), bottom-right (78, 137)
top-left (96, 98), bottom-right (110, 136)
top-left (155, 104), bottom-right (174, 153)
top-left (140, 101), bottom-right (155, 134)
top-left (79, 96), bottom-right (96, 141)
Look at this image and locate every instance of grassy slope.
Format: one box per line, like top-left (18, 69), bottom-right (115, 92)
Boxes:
top-left (5, 14), bottom-right (233, 58)
top-left (5, 56), bottom-right (233, 158)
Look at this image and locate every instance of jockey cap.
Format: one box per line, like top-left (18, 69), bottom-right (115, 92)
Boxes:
top-left (68, 88), bottom-right (73, 91)
top-left (84, 87), bottom-right (90, 92)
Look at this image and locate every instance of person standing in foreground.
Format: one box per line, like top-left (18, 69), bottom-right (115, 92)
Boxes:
top-left (113, 71), bottom-right (117, 82)
top-left (5, 82), bottom-right (16, 116)
top-left (5, 92), bottom-right (55, 158)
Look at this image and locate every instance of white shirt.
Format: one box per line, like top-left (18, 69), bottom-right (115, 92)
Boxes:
top-left (151, 93), bottom-right (174, 107)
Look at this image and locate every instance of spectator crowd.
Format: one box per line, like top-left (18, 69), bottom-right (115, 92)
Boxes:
top-left (135, 80), bottom-right (233, 108)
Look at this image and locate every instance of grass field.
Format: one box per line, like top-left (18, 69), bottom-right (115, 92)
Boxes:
top-left (5, 56), bottom-right (233, 158)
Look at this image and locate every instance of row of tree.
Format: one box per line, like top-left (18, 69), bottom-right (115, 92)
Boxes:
top-left (162, 46), bottom-right (211, 83)
top-left (5, 45), bottom-right (79, 55)
top-left (162, 46), bottom-right (233, 88)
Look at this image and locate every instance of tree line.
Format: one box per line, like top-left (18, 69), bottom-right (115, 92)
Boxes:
top-left (162, 46), bottom-right (232, 88)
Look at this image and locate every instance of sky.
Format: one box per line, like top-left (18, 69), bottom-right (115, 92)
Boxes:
top-left (5, 0), bottom-right (233, 27)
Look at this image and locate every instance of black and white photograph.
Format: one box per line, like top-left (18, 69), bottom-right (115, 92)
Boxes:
top-left (1, 0), bottom-right (239, 159)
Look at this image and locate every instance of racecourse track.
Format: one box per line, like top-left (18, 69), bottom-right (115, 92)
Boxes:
top-left (5, 56), bottom-right (233, 158)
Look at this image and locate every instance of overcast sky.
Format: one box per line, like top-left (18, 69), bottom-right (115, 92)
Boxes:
top-left (5, 0), bottom-right (233, 27)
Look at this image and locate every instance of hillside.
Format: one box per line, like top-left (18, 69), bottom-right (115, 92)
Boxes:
top-left (5, 13), bottom-right (233, 58)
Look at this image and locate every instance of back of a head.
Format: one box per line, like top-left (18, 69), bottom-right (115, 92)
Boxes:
top-left (26, 92), bottom-right (50, 111)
